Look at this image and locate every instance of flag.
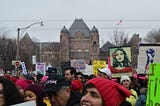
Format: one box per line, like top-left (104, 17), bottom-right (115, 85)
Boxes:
top-left (117, 19), bottom-right (122, 25)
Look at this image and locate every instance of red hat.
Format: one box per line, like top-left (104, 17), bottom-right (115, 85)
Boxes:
top-left (71, 80), bottom-right (83, 91)
top-left (10, 77), bottom-right (18, 83)
top-left (86, 78), bottom-right (131, 106)
top-left (15, 78), bottom-right (32, 90)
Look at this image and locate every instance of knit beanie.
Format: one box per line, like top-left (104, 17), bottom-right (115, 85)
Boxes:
top-left (120, 75), bottom-right (131, 83)
top-left (86, 78), bottom-right (131, 106)
top-left (15, 78), bottom-right (32, 90)
top-left (10, 77), bottom-right (18, 83)
top-left (25, 84), bottom-right (45, 102)
top-left (40, 76), bottom-right (48, 83)
top-left (71, 80), bottom-right (83, 91)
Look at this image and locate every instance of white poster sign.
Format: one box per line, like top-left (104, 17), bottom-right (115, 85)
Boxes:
top-left (11, 101), bottom-right (36, 106)
top-left (36, 63), bottom-right (46, 75)
top-left (137, 44), bottom-right (160, 73)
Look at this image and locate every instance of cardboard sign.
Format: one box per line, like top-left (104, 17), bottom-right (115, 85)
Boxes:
top-left (137, 44), bottom-right (160, 74)
top-left (21, 62), bottom-right (27, 75)
top-left (93, 60), bottom-right (106, 75)
top-left (146, 63), bottom-right (160, 106)
top-left (109, 47), bottom-right (132, 77)
top-left (36, 63), bottom-right (46, 75)
top-left (71, 59), bottom-right (86, 71)
top-left (11, 101), bottom-right (36, 106)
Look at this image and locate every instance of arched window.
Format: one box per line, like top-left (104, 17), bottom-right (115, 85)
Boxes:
top-left (93, 41), bottom-right (97, 46)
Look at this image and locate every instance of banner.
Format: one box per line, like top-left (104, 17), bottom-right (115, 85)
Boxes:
top-left (146, 63), bottom-right (160, 106)
top-left (109, 46), bottom-right (132, 77)
top-left (137, 44), bottom-right (160, 74)
top-left (71, 59), bottom-right (86, 71)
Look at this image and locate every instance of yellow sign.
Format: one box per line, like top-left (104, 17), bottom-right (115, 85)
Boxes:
top-left (93, 60), bottom-right (106, 75)
top-left (146, 63), bottom-right (160, 106)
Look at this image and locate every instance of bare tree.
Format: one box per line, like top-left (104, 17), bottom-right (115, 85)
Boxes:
top-left (0, 27), bottom-right (10, 38)
top-left (109, 29), bottom-right (129, 46)
top-left (143, 28), bottom-right (160, 43)
top-left (0, 27), bottom-right (16, 71)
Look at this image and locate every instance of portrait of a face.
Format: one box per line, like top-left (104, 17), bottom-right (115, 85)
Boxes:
top-left (109, 47), bottom-right (132, 74)
top-left (115, 50), bottom-right (125, 63)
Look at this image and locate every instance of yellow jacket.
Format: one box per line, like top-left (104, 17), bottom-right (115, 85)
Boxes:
top-left (126, 89), bottom-right (138, 106)
top-left (43, 97), bottom-right (51, 106)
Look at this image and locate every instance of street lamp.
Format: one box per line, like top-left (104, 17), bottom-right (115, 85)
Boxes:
top-left (16, 22), bottom-right (43, 61)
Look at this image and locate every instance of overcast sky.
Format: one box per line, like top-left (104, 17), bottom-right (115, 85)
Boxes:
top-left (0, 0), bottom-right (160, 45)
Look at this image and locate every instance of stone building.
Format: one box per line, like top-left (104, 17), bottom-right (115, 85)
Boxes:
top-left (60, 18), bottom-right (100, 64)
top-left (19, 33), bottom-right (39, 68)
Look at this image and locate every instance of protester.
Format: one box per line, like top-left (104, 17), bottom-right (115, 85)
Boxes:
top-left (136, 87), bottom-right (147, 106)
top-left (130, 77), bottom-right (141, 96)
top-left (36, 73), bottom-right (44, 84)
top-left (24, 84), bottom-right (46, 106)
top-left (15, 78), bottom-right (33, 95)
top-left (46, 67), bottom-right (57, 79)
top-left (64, 67), bottom-right (77, 84)
top-left (45, 75), bottom-right (81, 106)
top-left (0, 77), bottom-right (24, 106)
top-left (97, 65), bottom-right (111, 79)
top-left (120, 75), bottom-right (138, 106)
top-left (81, 78), bottom-right (131, 106)
top-left (76, 72), bottom-right (83, 82)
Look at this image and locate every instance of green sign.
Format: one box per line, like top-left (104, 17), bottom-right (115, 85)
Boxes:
top-left (146, 63), bottom-right (160, 106)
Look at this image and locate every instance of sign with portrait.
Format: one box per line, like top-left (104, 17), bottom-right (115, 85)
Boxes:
top-left (137, 44), bottom-right (160, 74)
top-left (109, 46), bottom-right (132, 77)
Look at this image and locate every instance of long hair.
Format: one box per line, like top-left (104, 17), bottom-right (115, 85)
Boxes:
top-left (0, 77), bottom-right (24, 105)
top-left (112, 48), bottom-right (131, 67)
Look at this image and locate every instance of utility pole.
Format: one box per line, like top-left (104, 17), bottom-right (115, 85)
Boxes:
top-left (15, 22), bottom-right (43, 71)
top-left (16, 28), bottom-right (20, 61)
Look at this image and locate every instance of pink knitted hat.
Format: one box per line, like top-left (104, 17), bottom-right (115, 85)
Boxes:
top-left (86, 78), bottom-right (131, 106)
top-left (40, 76), bottom-right (48, 83)
top-left (15, 78), bottom-right (32, 90)
top-left (71, 80), bottom-right (83, 91)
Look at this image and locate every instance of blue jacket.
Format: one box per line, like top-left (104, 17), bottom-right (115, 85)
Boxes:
top-left (136, 94), bottom-right (146, 106)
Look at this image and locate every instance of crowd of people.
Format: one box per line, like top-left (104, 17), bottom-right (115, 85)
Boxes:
top-left (0, 66), bottom-right (148, 106)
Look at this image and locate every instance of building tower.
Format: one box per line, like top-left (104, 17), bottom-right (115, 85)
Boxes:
top-left (90, 26), bottom-right (100, 63)
top-left (60, 26), bottom-right (70, 62)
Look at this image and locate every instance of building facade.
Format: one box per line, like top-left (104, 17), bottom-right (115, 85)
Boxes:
top-left (60, 18), bottom-right (100, 64)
